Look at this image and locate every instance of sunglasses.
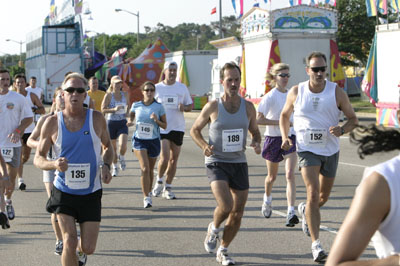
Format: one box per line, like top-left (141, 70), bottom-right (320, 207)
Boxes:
top-left (310, 66), bottom-right (327, 73)
top-left (278, 73), bottom-right (290, 78)
top-left (143, 89), bottom-right (155, 92)
top-left (65, 87), bottom-right (86, 94)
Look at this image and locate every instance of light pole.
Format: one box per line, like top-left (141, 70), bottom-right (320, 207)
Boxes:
top-left (6, 39), bottom-right (25, 62)
top-left (85, 30), bottom-right (107, 57)
top-left (115, 8), bottom-right (139, 45)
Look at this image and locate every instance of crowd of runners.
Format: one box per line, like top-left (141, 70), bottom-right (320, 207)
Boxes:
top-left (0, 51), bottom-right (399, 266)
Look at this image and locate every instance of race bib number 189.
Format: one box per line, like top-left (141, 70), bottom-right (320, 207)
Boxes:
top-left (222, 129), bottom-right (243, 152)
top-left (65, 163), bottom-right (90, 189)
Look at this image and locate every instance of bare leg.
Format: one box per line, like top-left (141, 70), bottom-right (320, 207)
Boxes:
top-left (284, 152), bottom-right (297, 208)
top-left (157, 139), bottom-right (170, 178)
top-left (165, 142), bottom-right (181, 185)
top-left (57, 213), bottom-right (78, 266)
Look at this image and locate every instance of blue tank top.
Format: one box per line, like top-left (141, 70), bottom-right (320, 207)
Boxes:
top-left (106, 92), bottom-right (127, 121)
top-left (53, 109), bottom-right (102, 195)
top-left (205, 98), bottom-right (249, 164)
top-left (130, 100), bottom-right (166, 140)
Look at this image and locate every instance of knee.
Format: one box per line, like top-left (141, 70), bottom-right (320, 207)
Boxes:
top-left (319, 193), bottom-right (329, 206)
top-left (307, 189), bottom-right (320, 204)
top-left (141, 166), bottom-right (150, 176)
top-left (63, 233), bottom-right (78, 251)
top-left (21, 154), bottom-right (30, 164)
top-left (218, 203), bottom-right (233, 216)
top-left (285, 171), bottom-right (295, 182)
top-left (266, 174), bottom-right (277, 183)
top-left (81, 242), bottom-right (96, 255)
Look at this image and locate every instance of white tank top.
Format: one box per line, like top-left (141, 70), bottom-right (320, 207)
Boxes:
top-left (293, 80), bottom-right (340, 156)
top-left (361, 155), bottom-right (400, 258)
top-left (24, 91), bottom-right (35, 133)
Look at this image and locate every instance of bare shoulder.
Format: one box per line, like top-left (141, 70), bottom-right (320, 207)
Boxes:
top-left (92, 109), bottom-right (106, 123)
top-left (245, 99), bottom-right (257, 115)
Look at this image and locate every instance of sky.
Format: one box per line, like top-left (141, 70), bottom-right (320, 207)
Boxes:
top-left (0, 0), bottom-right (288, 56)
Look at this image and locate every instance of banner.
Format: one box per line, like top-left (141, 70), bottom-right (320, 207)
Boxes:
top-left (264, 40), bottom-right (281, 94)
top-left (239, 45), bottom-right (246, 97)
top-left (178, 56), bottom-right (190, 87)
top-left (361, 33), bottom-right (378, 106)
top-left (330, 40), bottom-right (345, 88)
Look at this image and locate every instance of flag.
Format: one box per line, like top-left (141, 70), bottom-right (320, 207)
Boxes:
top-left (44, 15), bottom-right (50, 26)
top-left (239, 0), bottom-right (244, 18)
top-left (289, 0), bottom-right (295, 6)
top-left (265, 40), bottom-right (281, 94)
top-left (298, 0), bottom-right (302, 4)
top-left (379, 0), bottom-right (388, 14)
top-left (361, 33), bottom-right (378, 106)
top-left (231, 0), bottom-right (237, 13)
top-left (390, 0), bottom-right (399, 12)
top-left (253, 3), bottom-right (260, 7)
top-left (50, 0), bottom-right (56, 19)
top-left (329, 40), bottom-right (345, 89)
top-left (239, 45), bottom-right (246, 97)
top-left (211, 7), bottom-right (217, 14)
top-left (178, 56), bottom-right (190, 87)
top-left (74, 0), bottom-right (83, 15)
top-left (309, 0), bottom-right (317, 5)
top-left (366, 0), bottom-right (378, 16)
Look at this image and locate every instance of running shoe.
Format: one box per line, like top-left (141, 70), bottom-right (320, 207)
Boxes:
top-left (111, 166), bottom-right (119, 177)
top-left (54, 240), bottom-right (63, 255)
top-left (204, 222), bottom-right (219, 253)
top-left (311, 239), bottom-right (328, 262)
top-left (119, 156), bottom-right (126, 171)
top-left (298, 202), bottom-right (310, 237)
top-left (77, 251), bottom-right (87, 266)
top-left (18, 178), bottom-right (26, 191)
top-left (285, 211), bottom-right (299, 227)
top-left (216, 248), bottom-right (235, 265)
top-left (143, 197), bottom-right (152, 209)
top-left (152, 181), bottom-right (163, 197)
top-left (0, 212), bottom-right (10, 230)
top-left (6, 200), bottom-right (15, 220)
top-left (261, 202), bottom-right (272, 218)
top-left (162, 187), bottom-right (176, 200)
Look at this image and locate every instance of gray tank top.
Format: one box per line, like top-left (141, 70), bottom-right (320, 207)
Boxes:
top-left (205, 98), bottom-right (249, 164)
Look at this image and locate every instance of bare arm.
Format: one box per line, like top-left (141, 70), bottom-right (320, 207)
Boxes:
top-left (190, 101), bottom-right (216, 157)
top-left (151, 113), bottom-right (167, 130)
top-left (127, 111), bottom-right (135, 127)
top-left (27, 114), bottom-right (51, 149)
top-left (101, 93), bottom-right (119, 114)
top-left (31, 93), bottom-right (45, 114)
top-left (256, 112), bottom-right (279, 126)
top-left (330, 87), bottom-right (359, 137)
top-left (89, 97), bottom-right (95, 110)
top-left (326, 172), bottom-right (396, 266)
top-left (280, 86), bottom-right (297, 150)
top-left (246, 101), bottom-right (261, 154)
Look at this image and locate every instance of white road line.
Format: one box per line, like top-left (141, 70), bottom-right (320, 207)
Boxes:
top-left (339, 162), bottom-right (368, 168)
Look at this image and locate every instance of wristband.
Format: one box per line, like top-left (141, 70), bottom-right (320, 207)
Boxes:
top-left (15, 128), bottom-right (21, 134)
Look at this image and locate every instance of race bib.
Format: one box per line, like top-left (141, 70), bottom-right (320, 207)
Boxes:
top-left (163, 96), bottom-right (178, 109)
top-left (137, 122), bottom-right (154, 139)
top-left (1, 148), bottom-right (13, 162)
top-left (115, 103), bottom-right (127, 115)
top-left (303, 128), bottom-right (327, 148)
top-left (65, 163), bottom-right (90, 189)
top-left (222, 129), bottom-right (243, 152)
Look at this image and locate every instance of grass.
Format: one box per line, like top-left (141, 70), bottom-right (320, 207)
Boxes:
top-left (349, 96), bottom-right (376, 113)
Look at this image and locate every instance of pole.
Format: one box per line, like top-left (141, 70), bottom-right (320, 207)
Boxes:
top-left (219, 0), bottom-right (223, 38)
top-left (19, 41), bottom-right (22, 62)
top-left (137, 11), bottom-right (140, 45)
top-left (103, 35), bottom-right (106, 57)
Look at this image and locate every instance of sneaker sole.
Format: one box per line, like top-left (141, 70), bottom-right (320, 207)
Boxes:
top-left (314, 251), bottom-right (328, 262)
top-left (19, 183), bottom-right (26, 191)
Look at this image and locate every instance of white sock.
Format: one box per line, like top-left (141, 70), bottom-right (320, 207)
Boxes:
top-left (112, 163), bottom-right (118, 169)
top-left (165, 183), bottom-right (172, 189)
top-left (157, 176), bottom-right (164, 183)
top-left (119, 155), bottom-right (125, 161)
top-left (18, 177), bottom-right (24, 182)
top-left (211, 222), bottom-right (221, 234)
top-left (218, 246), bottom-right (228, 252)
top-left (264, 193), bottom-right (272, 203)
top-left (288, 206), bottom-right (295, 213)
top-left (312, 239), bottom-right (321, 247)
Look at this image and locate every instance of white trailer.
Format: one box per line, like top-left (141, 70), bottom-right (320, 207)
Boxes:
top-left (373, 23), bottom-right (400, 127)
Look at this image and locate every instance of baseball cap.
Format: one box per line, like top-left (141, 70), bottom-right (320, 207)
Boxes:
top-left (163, 61), bottom-right (177, 71)
top-left (111, 75), bottom-right (123, 84)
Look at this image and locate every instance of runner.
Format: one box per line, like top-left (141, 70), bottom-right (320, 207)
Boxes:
top-left (0, 69), bottom-right (33, 223)
top-left (257, 63), bottom-right (299, 226)
top-left (190, 62), bottom-right (261, 265)
top-left (151, 61), bottom-right (193, 199)
top-left (280, 51), bottom-right (358, 262)
top-left (127, 81), bottom-right (166, 208)
top-left (34, 72), bottom-right (113, 266)
top-left (0, 152), bottom-right (11, 229)
top-left (101, 75), bottom-right (129, 177)
top-left (326, 123), bottom-right (400, 265)
top-left (27, 87), bottom-right (64, 255)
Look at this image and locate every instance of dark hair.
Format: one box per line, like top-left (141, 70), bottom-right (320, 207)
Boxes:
top-left (140, 81), bottom-right (156, 91)
top-left (220, 62), bottom-right (241, 80)
top-left (350, 124), bottom-right (400, 159)
top-left (88, 76), bottom-right (98, 82)
top-left (14, 73), bottom-right (26, 82)
top-left (0, 69), bottom-right (10, 75)
top-left (306, 51), bottom-right (327, 66)
top-left (30, 76), bottom-right (37, 80)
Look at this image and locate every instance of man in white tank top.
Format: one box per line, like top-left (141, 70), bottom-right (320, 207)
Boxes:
top-left (191, 62), bottom-right (261, 265)
top-left (280, 52), bottom-right (358, 263)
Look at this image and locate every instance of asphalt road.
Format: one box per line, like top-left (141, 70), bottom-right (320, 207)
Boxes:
top-left (0, 112), bottom-right (394, 266)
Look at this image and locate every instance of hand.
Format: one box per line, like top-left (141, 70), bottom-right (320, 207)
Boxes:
top-left (55, 157), bottom-right (68, 172)
top-left (250, 141), bottom-right (261, 154)
top-left (126, 121), bottom-right (134, 127)
top-left (178, 103), bottom-right (184, 112)
top-left (8, 131), bottom-right (21, 144)
top-left (114, 105), bottom-right (124, 112)
top-left (281, 138), bottom-right (293, 151)
top-left (329, 126), bottom-right (342, 137)
top-left (150, 112), bottom-right (157, 122)
top-left (203, 145), bottom-right (214, 157)
top-left (101, 166), bottom-right (112, 184)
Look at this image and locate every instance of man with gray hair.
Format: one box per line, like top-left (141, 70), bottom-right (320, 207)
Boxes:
top-left (34, 72), bottom-right (114, 266)
top-left (152, 61), bottom-right (193, 199)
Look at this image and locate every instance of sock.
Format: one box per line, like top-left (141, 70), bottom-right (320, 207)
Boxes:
top-left (157, 175), bottom-right (164, 183)
top-left (312, 239), bottom-right (321, 248)
top-left (211, 222), bottom-right (221, 234)
top-left (112, 163), bottom-right (118, 169)
top-left (218, 246), bottom-right (228, 252)
top-left (119, 155), bottom-right (125, 161)
top-left (288, 206), bottom-right (295, 213)
top-left (264, 193), bottom-right (272, 203)
top-left (18, 177), bottom-right (24, 182)
top-left (165, 183), bottom-right (172, 189)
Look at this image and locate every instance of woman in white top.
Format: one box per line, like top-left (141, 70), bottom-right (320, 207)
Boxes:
top-left (101, 76), bottom-right (130, 177)
top-left (326, 123), bottom-right (400, 265)
top-left (257, 63), bottom-right (298, 227)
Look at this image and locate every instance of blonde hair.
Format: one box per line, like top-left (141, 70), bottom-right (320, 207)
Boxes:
top-left (266, 63), bottom-right (290, 88)
top-left (107, 75), bottom-right (123, 93)
top-left (62, 72), bottom-right (88, 89)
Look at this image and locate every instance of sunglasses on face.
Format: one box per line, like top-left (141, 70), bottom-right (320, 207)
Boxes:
top-left (65, 87), bottom-right (86, 94)
top-left (278, 73), bottom-right (290, 78)
top-left (310, 66), bottom-right (327, 73)
top-left (143, 88), bottom-right (155, 92)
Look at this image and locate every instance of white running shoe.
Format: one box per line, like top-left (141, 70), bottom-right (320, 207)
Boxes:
top-left (119, 156), bottom-right (126, 171)
top-left (216, 248), bottom-right (235, 265)
top-left (54, 240), bottom-right (63, 255)
top-left (261, 202), bottom-right (272, 218)
top-left (6, 200), bottom-right (15, 220)
top-left (111, 166), bottom-right (119, 177)
top-left (298, 202), bottom-right (310, 237)
top-left (77, 251), bottom-right (87, 266)
top-left (312, 239), bottom-right (328, 262)
top-left (162, 187), bottom-right (176, 200)
top-left (143, 197), bottom-right (152, 208)
top-left (204, 222), bottom-right (219, 253)
top-left (18, 178), bottom-right (26, 191)
top-left (152, 182), bottom-right (163, 197)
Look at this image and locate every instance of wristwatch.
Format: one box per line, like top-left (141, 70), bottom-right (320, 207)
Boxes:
top-left (340, 127), bottom-right (345, 136)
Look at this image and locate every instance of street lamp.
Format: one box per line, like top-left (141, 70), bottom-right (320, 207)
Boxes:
top-left (6, 39), bottom-right (25, 62)
top-left (115, 8), bottom-right (139, 45)
top-left (85, 30), bottom-right (107, 57)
